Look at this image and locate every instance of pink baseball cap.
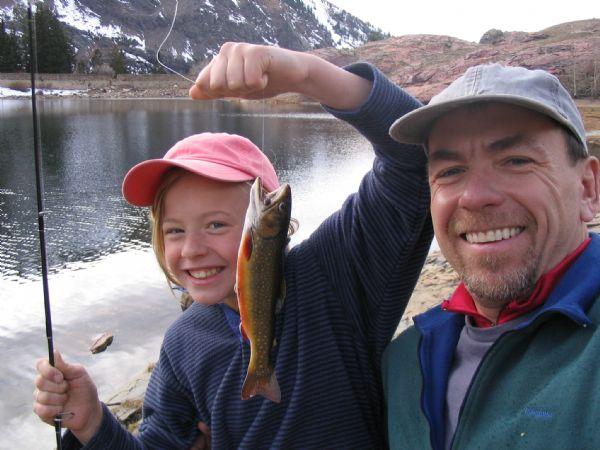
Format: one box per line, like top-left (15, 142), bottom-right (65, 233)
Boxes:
top-left (122, 133), bottom-right (280, 206)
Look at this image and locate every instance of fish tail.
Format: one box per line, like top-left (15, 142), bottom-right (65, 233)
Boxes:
top-left (241, 368), bottom-right (281, 403)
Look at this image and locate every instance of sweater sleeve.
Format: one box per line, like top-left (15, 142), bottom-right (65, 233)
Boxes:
top-left (62, 346), bottom-right (202, 449)
top-left (310, 63), bottom-right (433, 359)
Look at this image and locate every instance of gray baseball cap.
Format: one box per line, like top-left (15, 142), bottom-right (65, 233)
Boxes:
top-left (389, 63), bottom-right (588, 154)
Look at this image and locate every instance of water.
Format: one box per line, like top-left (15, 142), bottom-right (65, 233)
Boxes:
top-left (0, 98), bottom-right (386, 448)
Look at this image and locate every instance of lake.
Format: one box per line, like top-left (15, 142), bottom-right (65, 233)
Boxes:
top-left (0, 97), bottom-right (392, 448)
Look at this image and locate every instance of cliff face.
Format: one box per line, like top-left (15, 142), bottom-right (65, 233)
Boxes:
top-left (311, 19), bottom-right (600, 102)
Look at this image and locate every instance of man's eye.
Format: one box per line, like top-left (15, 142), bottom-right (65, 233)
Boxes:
top-left (505, 157), bottom-right (532, 166)
top-left (438, 167), bottom-right (464, 178)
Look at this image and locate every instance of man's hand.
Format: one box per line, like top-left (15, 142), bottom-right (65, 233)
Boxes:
top-left (190, 42), bottom-right (372, 110)
top-left (33, 350), bottom-right (104, 444)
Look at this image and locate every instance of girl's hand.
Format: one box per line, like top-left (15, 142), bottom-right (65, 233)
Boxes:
top-left (189, 42), bottom-right (371, 110)
top-left (33, 351), bottom-right (104, 444)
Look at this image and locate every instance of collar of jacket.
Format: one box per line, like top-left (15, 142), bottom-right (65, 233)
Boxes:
top-left (412, 232), bottom-right (600, 450)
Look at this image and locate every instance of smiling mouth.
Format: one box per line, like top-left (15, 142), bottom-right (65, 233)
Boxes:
top-left (188, 267), bottom-right (223, 279)
top-left (463, 227), bottom-right (524, 244)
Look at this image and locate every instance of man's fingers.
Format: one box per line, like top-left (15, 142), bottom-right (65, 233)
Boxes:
top-left (207, 53), bottom-right (229, 94)
top-left (243, 53), bottom-right (268, 93)
top-left (35, 358), bottom-right (64, 385)
top-left (33, 401), bottom-right (63, 425)
top-left (35, 373), bottom-right (69, 394)
top-left (34, 388), bottom-right (68, 407)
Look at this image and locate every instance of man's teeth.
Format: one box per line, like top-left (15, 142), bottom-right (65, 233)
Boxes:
top-left (189, 268), bottom-right (220, 279)
top-left (465, 227), bottom-right (522, 244)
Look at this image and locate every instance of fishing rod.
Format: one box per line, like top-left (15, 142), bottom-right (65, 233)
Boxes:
top-left (26, 2), bottom-right (63, 448)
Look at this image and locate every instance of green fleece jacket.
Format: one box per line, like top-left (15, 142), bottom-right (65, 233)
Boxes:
top-left (383, 233), bottom-right (600, 450)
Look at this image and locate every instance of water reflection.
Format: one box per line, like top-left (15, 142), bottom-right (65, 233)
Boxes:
top-left (0, 99), bottom-right (361, 281)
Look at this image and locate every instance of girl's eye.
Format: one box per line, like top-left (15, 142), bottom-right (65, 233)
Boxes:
top-left (208, 222), bottom-right (226, 230)
top-left (164, 227), bottom-right (184, 235)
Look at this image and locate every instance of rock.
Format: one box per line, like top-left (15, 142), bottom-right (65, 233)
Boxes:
top-left (105, 362), bottom-right (155, 434)
top-left (90, 332), bottom-right (114, 354)
top-left (480, 29), bottom-right (505, 45)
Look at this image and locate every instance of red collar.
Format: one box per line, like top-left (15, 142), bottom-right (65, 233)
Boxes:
top-left (441, 238), bottom-right (591, 327)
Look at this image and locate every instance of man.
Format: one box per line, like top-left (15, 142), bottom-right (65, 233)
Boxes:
top-left (383, 64), bottom-right (600, 449)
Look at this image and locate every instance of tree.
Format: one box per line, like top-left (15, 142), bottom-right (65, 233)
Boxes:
top-left (367, 29), bottom-right (390, 42)
top-left (16, 2), bottom-right (75, 73)
top-left (90, 48), bottom-right (103, 73)
top-left (109, 44), bottom-right (128, 74)
top-left (0, 20), bottom-right (22, 71)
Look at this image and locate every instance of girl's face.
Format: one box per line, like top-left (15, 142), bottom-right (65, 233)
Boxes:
top-left (161, 172), bottom-right (249, 309)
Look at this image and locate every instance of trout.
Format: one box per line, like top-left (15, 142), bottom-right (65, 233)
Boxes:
top-left (236, 177), bottom-right (291, 403)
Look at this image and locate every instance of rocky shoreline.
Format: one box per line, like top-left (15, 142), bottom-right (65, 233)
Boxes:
top-left (105, 216), bottom-right (600, 434)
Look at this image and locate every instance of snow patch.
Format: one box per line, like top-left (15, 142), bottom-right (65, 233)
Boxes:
top-left (230, 0), bottom-right (239, 7)
top-left (300, 0), bottom-right (366, 48)
top-left (129, 35), bottom-right (146, 51)
top-left (54, 0), bottom-right (123, 38)
top-left (228, 13), bottom-right (246, 24)
top-left (0, 87), bottom-right (84, 98)
top-left (182, 40), bottom-right (194, 63)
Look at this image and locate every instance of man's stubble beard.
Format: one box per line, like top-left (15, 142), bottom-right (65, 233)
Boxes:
top-left (457, 244), bottom-right (540, 310)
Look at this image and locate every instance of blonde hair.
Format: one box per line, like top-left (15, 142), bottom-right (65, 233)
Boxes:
top-left (151, 168), bottom-right (186, 287)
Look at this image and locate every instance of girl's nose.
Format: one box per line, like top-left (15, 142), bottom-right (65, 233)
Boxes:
top-left (181, 232), bottom-right (209, 258)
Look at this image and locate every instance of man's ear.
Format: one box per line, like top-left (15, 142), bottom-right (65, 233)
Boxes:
top-left (580, 156), bottom-right (600, 222)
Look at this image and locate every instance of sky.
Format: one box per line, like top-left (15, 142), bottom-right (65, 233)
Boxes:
top-left (328, 0), bottom-right (600, 43)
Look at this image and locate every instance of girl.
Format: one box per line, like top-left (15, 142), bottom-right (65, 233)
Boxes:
top-left (34, 43), bottom-right (432, 449)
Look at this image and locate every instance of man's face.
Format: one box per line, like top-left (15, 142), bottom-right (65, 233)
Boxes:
top-left (427, 103), bottom-right (592, 311)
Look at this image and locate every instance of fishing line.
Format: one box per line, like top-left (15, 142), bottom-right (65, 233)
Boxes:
top-left (157, 0), bottom-right (276, 172)
top-left (156, 0), bottom-right (195, 83)
top-left (26, 2), bottom-right (62, 448)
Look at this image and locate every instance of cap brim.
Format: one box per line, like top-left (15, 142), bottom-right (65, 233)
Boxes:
top-left (122, 158), bottom-right (255, 207)
top-left (389, 94), bottom-right (580, 147)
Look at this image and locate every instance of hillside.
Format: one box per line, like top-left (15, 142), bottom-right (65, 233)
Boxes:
top-left (310, 18), bottom-right (600, 102)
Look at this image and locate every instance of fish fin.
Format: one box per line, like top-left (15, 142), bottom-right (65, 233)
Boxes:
top-left (241, 369), bottom-right (281, 403)
top-left (240, 230), bottom-right (253, 261)
top-left (239, 323), bottom-right (248, 341)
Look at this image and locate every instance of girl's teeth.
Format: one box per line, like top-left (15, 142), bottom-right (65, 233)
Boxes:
top-left (189, 268), bottom-right (220, 279)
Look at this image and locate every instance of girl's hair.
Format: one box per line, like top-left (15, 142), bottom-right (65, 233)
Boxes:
top-left (151, 168), bottom-right (186, 287)
top-left (150, 168), bottom-right (298, 292)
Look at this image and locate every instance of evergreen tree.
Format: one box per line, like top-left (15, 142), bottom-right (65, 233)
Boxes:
top-left (16, 2), bottom-right (75, 73)
top-left (90, 47), bottom-right (103, 73)
top-left (0, 20), bottom-right (22, 71)
top-left (34, 2), bottom-right (74, 73)
top-left (109, 44), bottom-right (128, 74)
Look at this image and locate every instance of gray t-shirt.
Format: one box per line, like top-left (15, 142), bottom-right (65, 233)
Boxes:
top-left (444, 314), bottom-right (531, 449)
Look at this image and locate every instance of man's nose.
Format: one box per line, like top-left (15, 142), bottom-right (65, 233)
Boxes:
top-left (457, 171), bottom-right (504, 211)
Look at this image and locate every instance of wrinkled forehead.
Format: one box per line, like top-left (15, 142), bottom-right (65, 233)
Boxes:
top-left (425, 101), bottom-right (565, 152)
